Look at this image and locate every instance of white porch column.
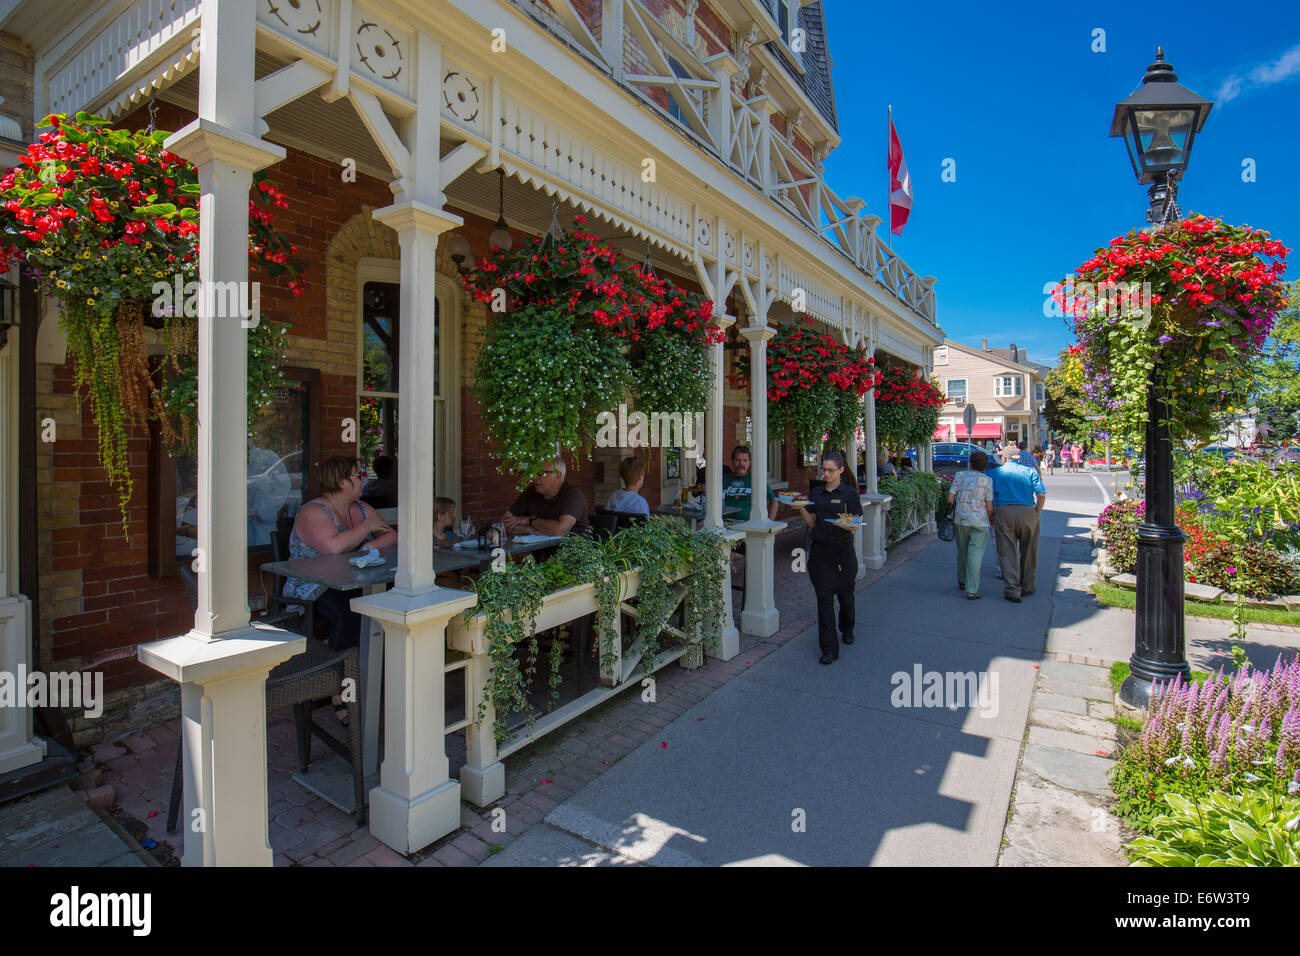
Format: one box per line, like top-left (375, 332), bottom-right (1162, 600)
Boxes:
top-left (705, 312), bottom-right (739, 660)
top-left (737, 324), bottom-right (780, 637)
top-left (860, 354), bottom-right (887, 570)
top-left (373, 203), bottom-right (462, 592)
top-left (352, 589), bottom-right (477, 852)
top-left (348, 26), bottom-right (482, 852)
top-left (845, 399), bottom-right (865, 579)
top-left (0, 326), bottom-right (42, 774)
top-left (138, 0), bottom-right (302, 867)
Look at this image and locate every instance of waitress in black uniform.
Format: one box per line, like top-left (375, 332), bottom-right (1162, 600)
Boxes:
top-left (799, 451), bottom-right (863, 664)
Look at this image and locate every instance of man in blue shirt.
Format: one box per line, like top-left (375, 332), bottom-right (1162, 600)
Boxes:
top-left (991, 444), bottom-right (1047, 602)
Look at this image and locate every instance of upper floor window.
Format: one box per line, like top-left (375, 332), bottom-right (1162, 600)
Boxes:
top-left (945, 379), bottom-right (967, 402)
top-left (1034, 382), bottom-right (1045, 403)
top-left (768, 0), bottom-right (802, 66)
top-left (995, 375), bottom-right (1023, 398)
top-left (934, 346), bottom-right (948, 366)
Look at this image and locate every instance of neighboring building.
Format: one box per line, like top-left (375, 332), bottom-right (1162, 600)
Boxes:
top-left (932, 339), bottom-right (1047, 448)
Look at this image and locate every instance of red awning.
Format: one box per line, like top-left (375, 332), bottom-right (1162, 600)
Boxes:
top-left (934, 423), bottom-right (1002, 440)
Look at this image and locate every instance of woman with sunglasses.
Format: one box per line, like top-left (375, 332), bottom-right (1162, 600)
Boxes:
top-left (282, 457), bottom-right (396, 720)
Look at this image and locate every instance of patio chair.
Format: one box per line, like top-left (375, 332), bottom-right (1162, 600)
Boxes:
top-left (263, 529), bottom-right (315, 639)
top-left (167, 566), bottom-right (366, 833)
top-left (588, 512), bottom-right (618, 541)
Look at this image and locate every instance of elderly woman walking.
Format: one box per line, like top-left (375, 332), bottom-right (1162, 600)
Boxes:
top-left (949, 448), bottom-right (996, 600)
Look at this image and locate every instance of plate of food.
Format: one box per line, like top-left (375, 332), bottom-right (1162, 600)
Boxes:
top-left (832, 513), bottom-right (866, 529)
top-left (784, 495), bottom-right (812, 507)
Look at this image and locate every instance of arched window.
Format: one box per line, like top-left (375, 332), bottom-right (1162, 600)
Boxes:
top-left (356, 259), bottom-right (461, 504)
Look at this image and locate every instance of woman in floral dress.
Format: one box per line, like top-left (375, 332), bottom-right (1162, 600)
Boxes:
top-left (948, 449), bottom-right (996, 599)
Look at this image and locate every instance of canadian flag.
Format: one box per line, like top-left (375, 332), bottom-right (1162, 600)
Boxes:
top-left (888, 115), bottom-right (912, 236)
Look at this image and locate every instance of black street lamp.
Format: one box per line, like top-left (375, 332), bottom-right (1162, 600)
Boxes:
top-left (1110, 50), bottom-right (1213, 708)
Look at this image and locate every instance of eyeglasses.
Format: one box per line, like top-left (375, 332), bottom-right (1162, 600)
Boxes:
top-left (351, 470), bottom-right (367, 480)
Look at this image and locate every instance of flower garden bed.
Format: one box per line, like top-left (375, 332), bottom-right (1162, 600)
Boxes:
top-left (1110, 658), bottom-right (1300, 865)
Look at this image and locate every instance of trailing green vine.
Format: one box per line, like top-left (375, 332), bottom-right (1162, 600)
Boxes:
top-left (469, 518), bottom-right (732, 743)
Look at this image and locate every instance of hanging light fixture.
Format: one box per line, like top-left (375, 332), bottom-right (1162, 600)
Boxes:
top-left (445, 232), bottom-right (472, 274)
top-left (488, 168), bottom-right (513, 252)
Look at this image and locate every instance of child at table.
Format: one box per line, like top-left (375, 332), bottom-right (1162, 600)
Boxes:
top-left (433, 496), bottom-right (458, 548)
top-left (607, 457), bottom-right (650, 516)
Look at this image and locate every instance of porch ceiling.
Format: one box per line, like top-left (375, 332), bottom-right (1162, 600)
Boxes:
top-left (443, 164), bottom-right (700, 288)
top-left (157, 51), bottom-right (396, 180)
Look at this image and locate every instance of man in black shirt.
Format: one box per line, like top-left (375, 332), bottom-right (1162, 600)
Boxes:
top-left (501, 456), bottom-right (589, 536)
top-left (798, 451), bottom-right (862, 664)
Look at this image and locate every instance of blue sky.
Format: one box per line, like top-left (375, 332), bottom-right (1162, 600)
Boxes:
top-left (821, 0), bottom-right (1300, 369)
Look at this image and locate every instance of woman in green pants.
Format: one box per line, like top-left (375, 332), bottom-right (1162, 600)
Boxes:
top-left (948, 448), bottom-right (996, 599)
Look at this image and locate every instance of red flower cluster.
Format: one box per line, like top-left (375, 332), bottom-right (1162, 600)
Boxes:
top-left (1058, 215), bottom-right (1289, 332)
top-left (0, 113), bottom-right (305, 296)
top-left (747, 320), bottom-right (880, 403)
top-left (874, 363), bottom-right (945, 408)
top-left (463, 217), bottom-right (722, 346)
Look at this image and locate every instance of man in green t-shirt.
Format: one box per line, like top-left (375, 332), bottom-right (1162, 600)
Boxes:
top-left (722, 445), bottom-right (778, 521)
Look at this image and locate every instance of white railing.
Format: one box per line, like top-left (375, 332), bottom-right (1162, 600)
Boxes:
top-left (513, 0), bottom-right (938, 326)
top-left (447, 564), bottom-right (709, 803)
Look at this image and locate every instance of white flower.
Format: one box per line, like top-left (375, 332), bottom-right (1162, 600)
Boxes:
top-left (1182, 756), bottom-right (1196, 769)
top-left (1164, 754), bottom-right (1182, 767)
top-left (1288, 780), bottom-right (1300, 796)
top-left (1244, 773), bottom-right (1263, 783)
top-left (1286, 815), bottom-right (1300, 832)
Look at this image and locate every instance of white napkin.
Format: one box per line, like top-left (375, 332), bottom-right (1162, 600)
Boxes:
top-left (511, 534), bottom-right (562, 543)
top-left (453, 540), bottom-right (485, 550)
top-left (349, 548), bottom-right (385, 568)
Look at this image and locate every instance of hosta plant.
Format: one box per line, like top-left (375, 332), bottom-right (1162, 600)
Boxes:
top-left (1125, 790), bottom-right (1300, 866)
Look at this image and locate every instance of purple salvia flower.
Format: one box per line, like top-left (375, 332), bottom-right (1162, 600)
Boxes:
top-left (1181, 716), bottom-right (1192, 751)
top-left (1277, 740), bottom-right (1287, 776)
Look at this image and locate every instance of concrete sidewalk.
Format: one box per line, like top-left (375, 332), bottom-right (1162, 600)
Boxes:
top-left (492, 511), bottom-right (1074, 867)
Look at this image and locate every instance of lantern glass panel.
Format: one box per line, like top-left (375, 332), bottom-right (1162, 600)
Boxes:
top-left (1133, 108), bottom-right (1195, 170)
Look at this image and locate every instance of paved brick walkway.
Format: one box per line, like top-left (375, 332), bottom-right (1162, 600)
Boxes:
top-left (96, 526), bottom-right (933, 866)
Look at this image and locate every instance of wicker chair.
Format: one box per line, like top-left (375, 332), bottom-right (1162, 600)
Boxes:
top-left (167, 566), bottom-right (365, 832)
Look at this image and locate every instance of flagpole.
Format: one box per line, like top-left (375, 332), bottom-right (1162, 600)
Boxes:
top-left (886, 104), bottom-right (893, 250)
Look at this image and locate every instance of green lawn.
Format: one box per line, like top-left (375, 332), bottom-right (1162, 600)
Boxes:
top-left (1091, 581), bottom-right (1300, 627)
top-left (1108, 660), bottom-right (1212, 696)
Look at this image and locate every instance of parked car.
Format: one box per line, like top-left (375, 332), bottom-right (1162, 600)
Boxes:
top-left (904, 442), bottom-right (999, 475)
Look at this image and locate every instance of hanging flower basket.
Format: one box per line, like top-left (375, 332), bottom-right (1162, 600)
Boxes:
top-left (873, 362), bottom-right (945, 455)
top-left (1056, 215), bottom-right (1290, 445)
top-left (465, 215), bottom-right (722, 485)
top-left (0, 112), bottom-right (306, 530)
top-left (729, 317), bottom-right (881, 451)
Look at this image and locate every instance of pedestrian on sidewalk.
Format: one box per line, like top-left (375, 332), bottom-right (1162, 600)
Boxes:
top-left (1017, 440), bottom-right (1042, 480)
top-left (949, 448), bottom-right (995, 600)
top-left (799, 451), bottom-right (861, 665)
top-left (991, 444), bottom-right (1047, 602)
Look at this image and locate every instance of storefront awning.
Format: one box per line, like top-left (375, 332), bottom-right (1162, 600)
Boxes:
top-left (933, 423), bottom-right (1002, 440)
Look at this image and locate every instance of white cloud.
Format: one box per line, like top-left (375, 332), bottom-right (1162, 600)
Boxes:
top-left (1216, 75), bottom-right (1243, 104)
top-left (1215, 42), bottom-right (1300, 107)
top-left (1250, 43), bottom-right (1300, 85)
